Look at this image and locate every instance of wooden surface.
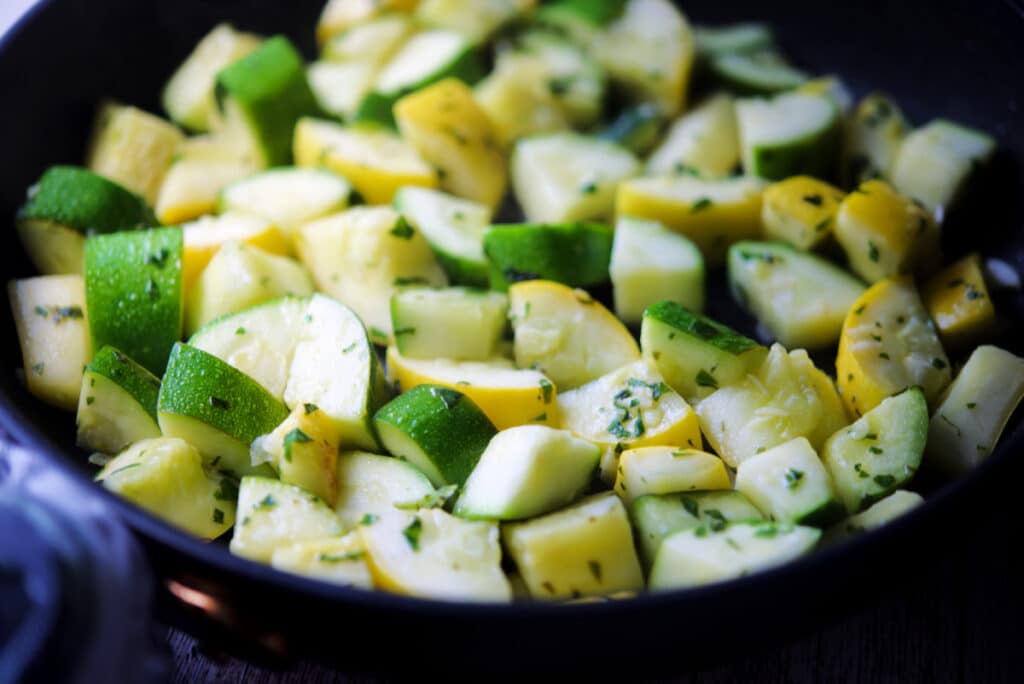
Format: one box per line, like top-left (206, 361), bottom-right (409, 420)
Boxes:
top-left (167, 500), bottom-right (1024, 683)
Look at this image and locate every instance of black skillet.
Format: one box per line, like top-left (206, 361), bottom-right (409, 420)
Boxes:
top-left (1, 0), bottom-right (1023, 676)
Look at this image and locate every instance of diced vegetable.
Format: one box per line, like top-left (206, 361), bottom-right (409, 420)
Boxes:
top-left (474, 53), bottom-right (571, 148)
top-left (181, 213), bottom-right (290, 294)
top-left (416, 0), bottom-right (534, 43)
top-left (735, 91), bottom-right (840, 181)
top-left (218, 167), bottom-right (352, 239)
top-left (760, 175), bottom-right (845, 251)
top-left (270, 533), bottom-right (373, 588)
top-left (613, 447), bottom-right (730, 504)
top-left (834, 490), bottom-right (923, 538)
top-left (316, 0), bottom-right (418, 45)
top-left (843, 93), bottom-right (909, 185)
top-left (76, 346), bottom-right (161, 455)
top-left (645, 93), bottom-right (740, 178)
top-left (484, 222), bottom-right (613, 291)
top-left (251, 403), bottom-right (342, 506)
top-left (333, 450), bottom-right (436, 527)
top-left (321, 14), bottom-right (412, 65)
top-left (708, 51), bottom-right (808, 95)
top-left (307, 61), bottom-right (376, 121)
top-left (921, 253), bottom-right (995, 350)
top-left (391, 287), bottom-right (508, 360)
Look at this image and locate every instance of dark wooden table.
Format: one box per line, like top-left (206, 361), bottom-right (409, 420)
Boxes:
top-left (166, 496), bottom-right (1024, 683)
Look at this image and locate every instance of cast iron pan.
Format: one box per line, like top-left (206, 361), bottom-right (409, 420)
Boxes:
top-left (2, 0), bottom-right (1023, 676)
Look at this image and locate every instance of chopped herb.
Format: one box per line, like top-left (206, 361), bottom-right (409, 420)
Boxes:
top-left (853, 305), bottom-right (866, 315)
top-left (690, 197), bottom-right (713, 213)
top-left (753, 524), bottom-right (780, 539)
top-left (85, 395), bottom-right (95, 405)
top-left (873, 474), bottom-right (896, 488)
top-left (208, 396), bottom-right (229, 410)
top-left (539, 378), bottom-right (554, 403)
top-left (455, 380), bottom-right (471, 386)
top-left (673, 162), bottom-right (700, 176)
top-left (932, 358), bottom-right (947, 370)
top-left (868, 446), bottom-right (884, 455)
top-left (854, 463), bottom-right (870, 479)
top-left (48, 306), bottom-right (83, 322)
top-left (863, 433), bottom-right (878, 440)
top-left (879, 352), bottom-right (890, 360)
top-left (393, 326), bottom-right (417, 336)
top-left (260, 276), bottom-right (271, 288)
top-left (542, 581), bottom-right (556, 594)
top-left (948, 278), bottom-right (965, 288)
top-left (147, 248), bottom-right (171, 268)
top-left (360, 514), bottom-right (379, 526)
top-left (342, 343), bottom-right (357, 353)
top-left (369, 327), bottom-right (388, 340)
top-left (578, 180), bottom-right (598, 194)
top-left (393, 276), bottom-right (429, 287)
top-left (255, 494), bottom-right (276, 510)
top-left (965, 284), bottom-right (984, 301)
top-left (304, 313), bottom-right (313, 323)
top-left (304, 403), bottom-right (319, 415)
top-left (33, 305), bottom-right (48, 317)
top-left (31, 362), bottom-right (45, 375)
top-left (694, 526), bottom-right (708, 538)
top-left (695, 369), bottom-right (719, 389)
top-left (402, 517), bottom-right (423, 551)
top-left (626, 377), bottom-right (672, 400)
top-left (283, 428), bottom-right (312, 462)
top-left (784, 468), bottom-right (804, 490)
top-left (704, 508), bottom-right (727, 532)
top-left (802, 194), bottom-right (824, 206)
top-left (588, 560), bottom-right (603, 583)
top-left (966, 402), bottom-right (977, 410)
top-left (871, 334), bottom-right (882, 342)
top-left (976, 444), bottom-right (989, 453)
top-left (212, 508), bottom-right (225, 525)
top-left (531, 412), bottom-right (548, 422)
top-left (867, 241), bottom-right (880, 263)
top-left (235, 327), bottom-right (247, 335)
top-left (389, 217), bottom-right (415, 239)
top-left (318, 551), bottom-right (366, 563)
top-left (213, 477), bottom-right (239, 501)
top-left (814, 217), bottom-right (831, 232)
top-left (395, 484), bottom-right (458, 511)
top-left (680, 496), bottom-right (700, 517)
top-left (725, 537), bottom-right (741, 551)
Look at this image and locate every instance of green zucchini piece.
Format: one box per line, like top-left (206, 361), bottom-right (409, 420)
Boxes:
top-left (216, 36), bottom-right (323, 166)
top-left (734, 437), bottom-right (845, 527)
top-left (694, 23), bottom-right (774, 58)
top-left (76, 346), bottom-right (161, 454)
top-left (392, 186), bottom-right (492, 287)
top-left (390, 287), bottom-right (508, 360)
top-left (96, 437), bottom-right (235, 540)
top-left (541, 0), bottom-right (628, 26)
top-left (727, 240), bottom-right (865, 350)
top-left (649, 520), bottom-right (820, 590)
top-left (610, 216), bottom-right (704, 324)
top-left (454, 425), bottom-right (600, 520)
top-left (708, 51), bottom-right (808, 95)
top-left (158, 343), bottom-right (287, 476)
top-left (640, 300), bottom-right (767, 402)
top-left (84, 226), bottom-right (183, 376)
top-left (373, 384), bottom-right (497, 487)
top-left (822, 388), bottom-right (927, 513)
top-left (512, 29), bottom-right (607, 128)
top-left (17, 166), bottom-right (155, 275)
top-left (307, 60), bottom-right (376, 121)
top-left (736, 91), bottom-right (840, 180)
top-left (630, 490), bottom-right (764, 569)
top-left (837, 490), bottom-right (923, 537)
top-left (334, 450), bottom-right (436, 527)
top-left (483, 222), bottom-right (614, 291)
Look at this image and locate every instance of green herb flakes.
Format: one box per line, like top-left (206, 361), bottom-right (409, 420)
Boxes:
top-left (403, 516), bottom-right (423, 551)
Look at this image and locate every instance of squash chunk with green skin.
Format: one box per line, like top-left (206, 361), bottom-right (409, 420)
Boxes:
top-left (271, 532), bottom-right (373, 588)
top-left (484, 222), bottom-right (614, 291)
top-left (641, 300), bottom-right (767, 403)
top-left (251, 404), bottom-right (342, 507)
top-left (834, 180), bottom-right (941, 285)
top-left (17, 166), bottom-right (155, 275)
top-left (185, 241), bottom-right (314, 336)
top-left (822, 388), bottom-right (927, 514)
top-left (229, 477), bottom-right (344, 563)
top-left (96, 437), bottom-right (234, 540)
top-left (649, 521), bottom-right (820, 590)
top-left (455, 425), bottom-right (600, 520)
top-left (927, 346), bottom-right (1024, 476)
top-left (158, 343), bottom-right (287, 477)
top-left (503, 492), bottom-right (644, 600)
top-left (831, 490), bottom-right (923, 540)
top-left (390, 287), bottom-right (508, 361)
top-left (735, 91), bottom-right (840, 181)
top-left (359, 508), bottom-right (510, 602)
top-left (8, 275), bottom-right (92, 411)
top-left (613, 447), bottom-right (730, 504)
top-left (697, 344), bottom-right (848, 468)
top-left (77, 346), bottom-right (161, 454)
top-left (735, 437), bottom-right (845, 527)
top-left (508, 280), bottom-right (639, 390)
top-left (84, 227), bottom-right (183, 376)
top-left (216, 36), bottom-right (324, 167)
top-left (373, 384), bottom-right (497, 487)
top-left (334, 451), bottom-right (435, 528)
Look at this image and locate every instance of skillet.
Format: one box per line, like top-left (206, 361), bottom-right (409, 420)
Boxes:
top-left (1, 0), bottom-right (1023, 675)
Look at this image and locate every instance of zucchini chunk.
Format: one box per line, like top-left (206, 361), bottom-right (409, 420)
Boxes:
top-left (158, 343), bottom-right (286, 476)
top-left (843, 93), bottom-right (909, 186)
top-left (610, 216), bottom-right (705, 324)
top-left (920, 254), bottom-right (995, 350)
top-left (615, 174), bottom-right (764, 264)
top-left (386, 347), bottom-right (558, 430)
top-left (76, 346), bottom-right (161, 454)
top-left (760, 175), bottom-right (846, 251)
top-left (696, 344), bottom-right (848, 468)
top-left (641, 301), bottom-right (767, 402)
top-left (833, 179), bottom-right (941, 284)
top-left (822, 388), bottom-right (927, 513)
top-left (391, 287), bottom-right (508, 361)
top-left (181, 212), bottom-right (290, 294)
top-left (502, 492), bottom-right (644, 600)
top-left (727, 240), bottom-right (865, 350)
top-left (316, 0), bottom-right (418, 45)
top-left (392, 187), bottom-right (492, 287)
top-left (229, 477), bottom-right (344, 563)
top-left (307, 60), bottom-right (376, 121)
top-left (927, 345), bottom-right (1024, 475)
top-left (735, 91), bottom-right (840, 181)
top-left (218, 167), bottom-right (352, 239)
top-left (836, 278), bottom-right (951, 416)
top-left (630, 490), bottom-right (763, 569)
top-left (359, 508), bottom-right (511, 602)
top-left (84, 227), bottom-right (183, 375)
top-left (8, 275), bottom-right (92, 410)
top-left (707, 51), bottom-right (808, 95)
top-left (646, 93), bottom-right (740, 178)
top-left (649, 520), bottom-right (820, 590)
top-left (833, 490), bottom-right (923, 539)
top-left (86, 101), bottom-right (185, 205)
top-left (374, 384), bottom-right (497, 487)
top-left (613, 447), bottom-right (730, 504)
top-left (511, 132), bottom-right (640, 224)
top-left (334, 450), bottom-right (436, 527)
top-left (508, 280), bottom-right (640, 390)
top-left (455, 425), bottom-right (600, 520)
top-left (97, 437), bottom-right (235, 540)
top-left (17, 166), bottom-right (155, 275)
top-left (734, 437), bottom-right (845, 526)
top-left (270, 532), bottom-right (373, 588)
top-left (296, 206), bottom-right (448, 344)
top-left (484, 222), bottom-right (614, 291)
top-left (162, 23), bottom-right (263, 132)
top-left (293, 118), bottom-right (437, 205)
top-left (216, 36), bottom-right (324, 167)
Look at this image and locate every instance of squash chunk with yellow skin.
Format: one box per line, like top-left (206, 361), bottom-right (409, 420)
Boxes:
top-left (921, 253), bottom-right (995, 350)
top-left (252, 403), bottom-right (343, 506)
top-left (394, 78), bottom-right (507, 210)
top-left (761, 175), bottom-right (845, 251)
top-left (316, 0), bottom-right (419, 45)
top-left (181, 213), bottom-right (290, 293)
top-left (613, 447), bottom-right (730, 504)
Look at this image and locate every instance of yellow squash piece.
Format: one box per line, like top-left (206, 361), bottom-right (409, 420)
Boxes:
top-left (761, 175), bottom-right (845, 251)
top-left (181, 212), bottom-right (290, 293)
top-left (86, 101), bottom-right (185, 206)
top-left (293, 118), bottom-right (437, 205)
top-left (645, 93), bottom-right (740, 178)
top-left (252, 403), bottom-right (343, 506)
top-left (316, 0), bottom-right (419, 45)
top-left (921, 253), bottom-right (995, 350)
top-left (473, 53), bottom-right (571, 148)
top-left (386, 346), bottom-right (558, 430)
top-left (833, 179), bottom-right (941, 284)
top-left (502, 492), bottom-right (644, 600)
top-left (359, 508), bottom-right (511, 602)
top-left (394, 79), bottom-right (507, 210)
top-left (616, 174), bottom-right (764, 264)
top-left (270, 532), bottom-right (373, 588)
top-left (836, 277), bottom-right (951, 417)
top-left (613, 447), bottom-right (731, 504)
top-left (508, 280), bottom-right (640, 390)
